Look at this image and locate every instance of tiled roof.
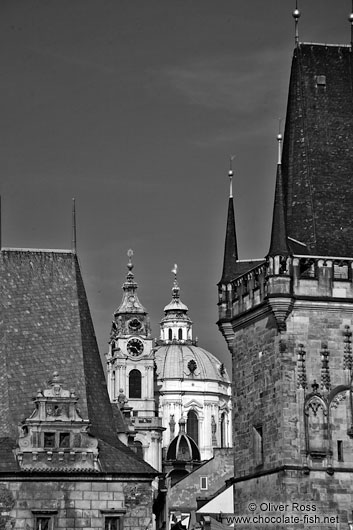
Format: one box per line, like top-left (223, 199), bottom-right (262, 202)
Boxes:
top-left (282, 44), bottom-right (353, 257)
top-left (0, 249), bottom-right (156, 476)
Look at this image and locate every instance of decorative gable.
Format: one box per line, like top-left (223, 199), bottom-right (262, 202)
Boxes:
top-left (15, 372), bottom-right (99, 471)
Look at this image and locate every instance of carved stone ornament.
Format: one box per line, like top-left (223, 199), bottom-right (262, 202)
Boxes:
top-left (15, 373), bottom-right (99, 471)
top-left (304, 396), bottom-right (327, 417)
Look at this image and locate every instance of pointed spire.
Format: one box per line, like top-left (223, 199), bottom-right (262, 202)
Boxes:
top-left (72, 198), bottom-right (77, 254)
top-left (220, 161), bottom-right (238, 284)
top-left (292, 1), bottom-right (301, 46)
top-left (268, 133), bottom-right (290, 257)
top-left (163, 264), bottom-right (189, 313)
top-left (116, 249), bottom-right (146, 314)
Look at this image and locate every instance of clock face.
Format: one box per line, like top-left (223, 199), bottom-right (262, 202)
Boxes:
top-left (128, 318), bottom-right (142, 331)
top-left (127, 338), bottom-right (144, 356)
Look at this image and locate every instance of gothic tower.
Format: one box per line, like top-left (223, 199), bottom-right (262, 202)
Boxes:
top-left (106, 250), bottom-right (163, 471)
top-left (218, 9), bottom-right (353, 527)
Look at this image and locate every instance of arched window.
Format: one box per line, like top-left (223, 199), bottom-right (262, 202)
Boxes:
top-left (187, 410), bottom-right (199, 445)
top-left (129, 369), bottom-right (141, 398)
top-left (134, 441), bottom-right (144, 459)
top-left (168, 329), bottom-right (173, 341)
top-left (178, 328), bottom-right (183, 340)
top-left (221, 412), bottom-right (226, 447)
top-left (111, 370), bottom-right (116, 399)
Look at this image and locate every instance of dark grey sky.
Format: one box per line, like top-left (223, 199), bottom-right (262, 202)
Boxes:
top-left (0, 1), bottom-right (350, 372)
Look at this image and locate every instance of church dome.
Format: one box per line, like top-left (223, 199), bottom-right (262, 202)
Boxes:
top-left (154, 343), bottom-right (230, 382)
top-left (166, 418), bottom-right (200, 462)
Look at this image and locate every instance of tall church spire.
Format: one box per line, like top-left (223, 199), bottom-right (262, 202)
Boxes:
top-left (220, 162), bottom-right (238, 284)
top-left (268, 133), bottom-right (289, 257)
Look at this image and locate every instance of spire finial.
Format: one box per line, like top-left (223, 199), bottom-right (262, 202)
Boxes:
top-left (127, 249), bottom-right (134, 272)
top-left (72, 198), bottom-right (77, 254)
top-left (171, 264), bottom-right (180, 299)
top-left (229, 155), bottom-right (235, 198)
top-left (277, 119), bottom-right (283, 165)
top-left (349, 1), bottom-right (353, 48)
top-left (292, 0), bottom-right (301, 46)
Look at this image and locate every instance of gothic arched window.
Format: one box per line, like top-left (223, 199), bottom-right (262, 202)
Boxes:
top-left (168, 329), bottom-right (173, 341)
top-left (187, 410), bottom-right (199, 445)
top-left (178, 328), bottom-right (183, 340)
top-left (129, 369), bottom-right (141, 398)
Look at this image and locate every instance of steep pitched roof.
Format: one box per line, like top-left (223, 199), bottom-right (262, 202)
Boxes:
top-left (0, 249), bottom-right (156, 476)
top-left (219, 197), bottom-right (238, 284)
top-left (282, 43), bottom-right (353, 257)
top-left (268, 161), bottom-right (290, 257)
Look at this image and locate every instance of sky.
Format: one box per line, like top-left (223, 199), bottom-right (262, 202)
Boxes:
top-left (0, 0), bottom-right (350, 374)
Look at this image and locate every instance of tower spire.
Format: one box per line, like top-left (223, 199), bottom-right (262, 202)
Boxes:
top-left (220, 160), bottom-right (238, 284)
top-left (292, 1), bottom-right (301, 46)
top-left (268, 131), bottom-right (289, 257)
top-left (72, 198), bottom-right (77, 254)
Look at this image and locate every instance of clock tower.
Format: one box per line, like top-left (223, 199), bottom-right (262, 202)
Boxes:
top-left (106, 250), bottom-right (163, 470)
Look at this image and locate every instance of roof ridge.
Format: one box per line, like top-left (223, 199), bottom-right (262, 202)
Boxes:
top-left (300, 42), bottom-right (350, 48)
top-left (2, 247), bottom-right (73, 253)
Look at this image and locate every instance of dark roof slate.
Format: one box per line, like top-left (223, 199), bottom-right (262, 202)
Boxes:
top-left (219, 198), bottom-right (238, 284)
top-left (0, 249), bottom-right (156, 476)
top-left (268, 163), bottom-right (289, 257)
top-left (282, 43), bottom-right (353, 257)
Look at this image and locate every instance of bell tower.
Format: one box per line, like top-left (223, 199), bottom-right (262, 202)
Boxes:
top-left (106, 250), bottom-right (163, 470)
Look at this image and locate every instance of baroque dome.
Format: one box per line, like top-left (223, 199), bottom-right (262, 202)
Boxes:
top-left (155, 265), bottom-right (230, 384)
top-left (154, 343), bottom-right (230, 382)
top-left (166, 418), bottom-right (200, 462)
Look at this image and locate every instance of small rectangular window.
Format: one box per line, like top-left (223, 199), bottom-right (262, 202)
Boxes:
top-left (59, 432), bottom-right (70, 448)
top-left (43, 432), bottom-right (55, 448)
top-left (337, 440), bottom-right (343, 462)
top-left (253, 425), bottom-right (264, 466)
top-left (200, 476), bottom-right (208, 490)
top-left (105, 517), bottom-right (121, 530)
top-left (33, 513), bottom-right (56, 530)
top-left (36, 517), bottom-right (51, 530)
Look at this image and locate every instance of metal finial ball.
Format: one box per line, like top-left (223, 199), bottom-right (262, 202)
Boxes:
top-left (277, 133), bottom-right (283, 141)
top-left (292, 8), bottom-right (301, 19)
top-left (228, 170), bottom-right (234, 176)
top-left (349, 12), bottom-right (353, 23)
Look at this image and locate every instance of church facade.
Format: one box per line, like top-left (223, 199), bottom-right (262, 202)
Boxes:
top-left (217, 11), bottom-right (353, 529)
top-left (106, 256), bottom-right (232, 477)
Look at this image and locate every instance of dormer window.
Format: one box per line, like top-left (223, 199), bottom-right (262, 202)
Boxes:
top-left (44, 432), bottom-right (55, 448)
top-left (59, 432), bottom-right (70, 448)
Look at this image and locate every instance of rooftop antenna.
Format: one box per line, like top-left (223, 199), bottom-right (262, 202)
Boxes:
top-left (349, 0), bottom-right (353, 48)
top-left (277, 119), bottom-right (283, 165)
top-left (229, 155), bottom-right (235, 198)
top-left (0, 195), bottom-right (2, 250)
top-left (292, 0), bottom-right (301, 46)
top-left (72, 198), bottom-right (77, 254)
